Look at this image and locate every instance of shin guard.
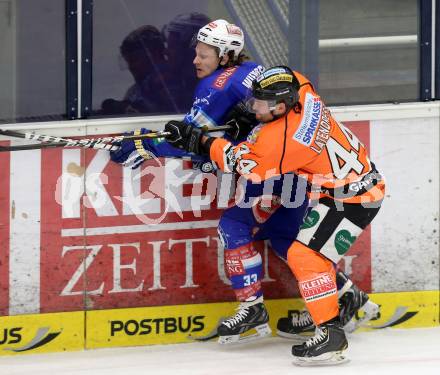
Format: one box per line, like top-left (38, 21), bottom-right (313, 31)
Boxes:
top-left (224, 244), bottom-right (263, 301)
top-left (287, 241), bottom-right (338, 325)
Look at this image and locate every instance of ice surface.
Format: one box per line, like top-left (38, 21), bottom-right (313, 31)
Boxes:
top-left (1, 327), bottom-right (439, 375)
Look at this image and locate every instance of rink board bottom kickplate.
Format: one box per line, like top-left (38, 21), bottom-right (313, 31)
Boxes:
top-left (0, 290), bottom-right (438, 355)
top-left (0, 311), bottom-right (84, 356)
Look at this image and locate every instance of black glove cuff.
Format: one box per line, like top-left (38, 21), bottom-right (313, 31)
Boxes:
top-left (187, 128), bottom-right (202, 155)
top-left (201, 137), bottom-right (215, 155)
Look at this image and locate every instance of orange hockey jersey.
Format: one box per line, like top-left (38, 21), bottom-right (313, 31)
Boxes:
top-left (209, 71), bottom-right (385, 204)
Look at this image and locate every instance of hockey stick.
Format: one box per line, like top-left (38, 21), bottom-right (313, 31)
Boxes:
top-left (186, 317), bottom-right (224, 342)
top-left (0, 142), bottom-right (70, 152)
top-left (0, 124), bottom-right (232, 152)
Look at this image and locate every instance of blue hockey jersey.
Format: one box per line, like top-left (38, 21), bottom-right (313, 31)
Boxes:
top-left (184, 61), bottom-right (264, 129)
top-left (144, 61), bottom-right (264, 161)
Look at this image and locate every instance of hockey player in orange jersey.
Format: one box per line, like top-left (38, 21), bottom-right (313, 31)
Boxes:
top-left (163, 65), bottom-right (385, 366)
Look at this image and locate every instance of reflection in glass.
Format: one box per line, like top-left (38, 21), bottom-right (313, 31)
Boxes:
top-left (93, 0), bottom-right (420, 117)
top-left (101, 13), bottom-right (210, 116)
top-left (0, 0), bottom-right (65, 123)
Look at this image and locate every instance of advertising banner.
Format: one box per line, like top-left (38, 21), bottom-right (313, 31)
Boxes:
top-left (1, 121), bottom-right (373, 315)
top-left (0, 109), bottom-right (439, 355)
top-left (86, 290), bottom-right (438, 349)
top-left (0, 311), bottom-right (84, 356)
top-left (2, 113), bottom-right (439, 318)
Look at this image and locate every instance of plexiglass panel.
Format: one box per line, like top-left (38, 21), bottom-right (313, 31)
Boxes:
top-left (0, 0), bottom-right (65, 123)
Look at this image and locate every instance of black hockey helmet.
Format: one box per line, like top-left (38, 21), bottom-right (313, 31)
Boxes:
top-left (252, 66), bottom-right (300, 106)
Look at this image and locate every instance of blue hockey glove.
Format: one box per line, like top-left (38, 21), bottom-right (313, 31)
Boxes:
top-left (110, 128), bottom-right (156, 169)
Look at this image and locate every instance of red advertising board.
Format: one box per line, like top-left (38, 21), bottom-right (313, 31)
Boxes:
top-left (1, 120), bottom-right (372, 315)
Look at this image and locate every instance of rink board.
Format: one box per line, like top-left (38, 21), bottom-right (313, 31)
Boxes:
top-left (0, 106), bottom-right (438, 317)
top-left (0, 311), bottom-right (84, 356)
top-left (0, 290), bottom-right (437, 355)
top-left (0, 103), bottom-right (438, 356)
top-left (86, 290), bottom-right (439, 349)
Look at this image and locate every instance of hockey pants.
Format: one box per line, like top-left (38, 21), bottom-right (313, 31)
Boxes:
top-left (287, 197), bottom-right (382, 325)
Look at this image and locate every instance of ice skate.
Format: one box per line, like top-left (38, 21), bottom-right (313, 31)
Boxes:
top-left (217, 297), bottom-right (271, 344)
top-left (277, 273), bottom-right (380, 338)
top-left (276, 310), bottom-right (315, 341)
top-left (291, 320), bottom-right (349, 366)
top-left (337, 272), bottom-right (380, 333)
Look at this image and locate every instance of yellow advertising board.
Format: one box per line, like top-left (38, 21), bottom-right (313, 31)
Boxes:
top-left (86, 303), bottom-right (227, 348)
top-left (267, 290), bottom-right (439, 331)
top-left (0, 291), bottom-right (437, 354)
top-left (86, 290), bottom-right (439, 349)
top-left (0, 311), bottom-right (84, 356)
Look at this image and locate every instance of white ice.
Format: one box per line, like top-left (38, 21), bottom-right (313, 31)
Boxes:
top-left (1, 327), bottom-right (439, 375)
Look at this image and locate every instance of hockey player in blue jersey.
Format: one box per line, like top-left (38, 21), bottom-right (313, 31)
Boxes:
top-left (110, 19), bottom-right (376, 345)
top-left (111, 19), bottom-right (265, 169)
top-left (110, 18), bottom-right (303, 341)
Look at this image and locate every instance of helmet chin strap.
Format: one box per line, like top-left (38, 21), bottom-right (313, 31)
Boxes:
top-left (216, 56), bottom-right (226, 70)
top-left (268, 110), bottom-right (278, 120)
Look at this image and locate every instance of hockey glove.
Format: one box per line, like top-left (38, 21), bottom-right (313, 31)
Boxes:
top-left (165, 120), bottom-right (204, 154)
top-left (110, 128), bottom-right (156, 169)
top-left (224, 101), bottom-right (258, 141)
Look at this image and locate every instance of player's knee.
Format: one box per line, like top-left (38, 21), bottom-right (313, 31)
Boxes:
top-left (218, 217), bottom-right (252, 250)
top-left (287, 241), bottom-right (333, 275)
top-left (287, 241), bottom-right (310, 271)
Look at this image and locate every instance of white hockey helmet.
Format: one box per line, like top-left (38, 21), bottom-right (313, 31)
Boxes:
top-left (196, 19), bottom-right (244, 58)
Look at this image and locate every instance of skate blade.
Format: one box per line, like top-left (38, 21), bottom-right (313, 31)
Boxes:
top-left (218, 323), bottom-right (272, 345)
top-left (344, 300), bottom-right (380, 333)
top-left (292, 351), bottom-right (349, 367)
